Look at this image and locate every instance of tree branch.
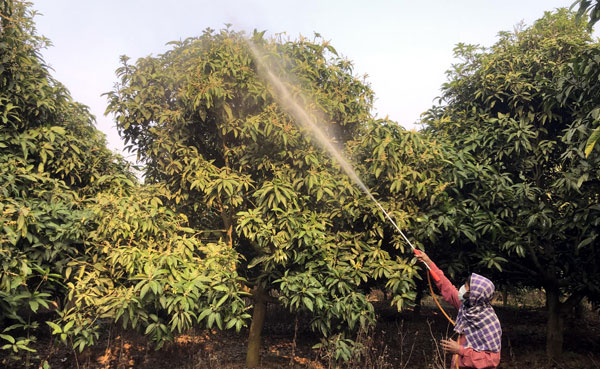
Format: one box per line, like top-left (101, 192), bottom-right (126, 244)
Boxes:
top-left (504, 261), bottom-right (540, 281)
top-left (0, 12), bottom-right (16, 22)
top-left (525, 241), bottom-right (546, 280)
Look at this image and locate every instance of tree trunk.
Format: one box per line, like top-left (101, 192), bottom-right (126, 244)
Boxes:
top-left (217, 196), bottom-right (234, 248)
top-left (545, 286), bottom-right (564, 359)
top-left (246, 287), bottom-right (267, 368)
top-left (573, 298), bottom-right (585, 320)
top-left (502, 287), bottom-right (508, 308)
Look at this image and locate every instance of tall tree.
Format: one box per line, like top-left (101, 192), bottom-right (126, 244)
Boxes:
top-left (0, 0), bottom-right (132, 360)
top-left (423, 9), bottom-right (600, 358)
top-left (1, 3), bottom-right (241, 363)
top-left (105, 28), bottom-right (451, 366)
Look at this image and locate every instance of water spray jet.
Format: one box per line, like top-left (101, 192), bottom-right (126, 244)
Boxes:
top-left (246, 39), bottom-right (440, 282)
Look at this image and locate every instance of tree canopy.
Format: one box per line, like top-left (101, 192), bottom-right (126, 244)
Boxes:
top-left (0, 0), bottom-right (130, 358)
top-left (4, 1), bottom-right (600, 366)
top-left (423, 9), bottom-right (600, 358)
top-left (1, 1), bottom-right (238, 362)
top-left (104, 27), bottom-right (453, 365)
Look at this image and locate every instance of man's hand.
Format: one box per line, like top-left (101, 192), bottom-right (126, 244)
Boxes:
top-left (440, 339), bottom-right (461, 355)
top-left (415, 250), bottom-right (432, 266)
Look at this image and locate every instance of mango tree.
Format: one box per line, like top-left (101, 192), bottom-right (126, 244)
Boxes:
top-left (423, 9), bottom-right (600, 358)
top-left (1, 3), bottom-right (249, 367)
top-left (55, 181), bottom-right (248, 352)
top-left (0, 0), bottom-right (132, 360)
top-left (105, 28), bottom-right (451, 366)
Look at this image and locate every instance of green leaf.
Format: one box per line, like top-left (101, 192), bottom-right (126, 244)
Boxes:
top-left (223, 103), bottom-right (233, 121)
top-left (215, 294), bottom-right (228, 308)
top-left (50, 126), bottom-right (66, 135)
top-left (302, 297), bottom-right (314, 311)
top-left (46, 322), bottom-right (62, 334)
top-left (198, 309), bottom-right (211, 322)
top-left (585, 126), bottom-right (600, 157)
top-left (140, 283), bottom-right (151, 299)
top-left (0, 334), bottom-right (15, 344)
top-left (63, 320), bottom-right (74, 333)
top-left (18, 344), bottom-right (36, 353)
top-left (577, 237), bottom-right (594, 249)
top-left (215, 313), bottom-right (223, 330)
top-left (225, 318), bottom-right (237, 330)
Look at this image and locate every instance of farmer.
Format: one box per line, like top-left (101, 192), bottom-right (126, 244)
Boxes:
top-left (416, 252), bottom-right (502, 369)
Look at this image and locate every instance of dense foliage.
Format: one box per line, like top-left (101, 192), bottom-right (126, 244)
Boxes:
top-left (1, 2), bottom-right (246, 365)
top-left (0, 0), bottom-right (126, 359)
top-left (61, 183), bottom-right (247, 352)
top-left (573, 0), bottom-right (600, 29)
top-left (423, 9), bottom-right (600, 357)
top-left (104, 27), bottom-right (452, 365)
top-left (4, 1), bottom-right (600, 367)
top-left (570, 0), bottom-right (600, 157)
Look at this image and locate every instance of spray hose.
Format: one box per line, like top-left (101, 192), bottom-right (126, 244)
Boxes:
top-left (416, 250), bottom-right (459, 369)
top-left (425, 269), bottom-right (455, 326)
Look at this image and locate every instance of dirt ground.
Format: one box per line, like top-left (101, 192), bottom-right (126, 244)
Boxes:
top-left (2, 297), bottom-right (599, 369)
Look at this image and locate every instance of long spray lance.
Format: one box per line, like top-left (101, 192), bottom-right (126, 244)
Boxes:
top-left (368, 194), bottom-right (440, 282)
top-left (247, 40), bottom-right (440, 282)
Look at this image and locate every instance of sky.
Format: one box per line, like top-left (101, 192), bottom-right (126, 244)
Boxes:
top-left (29, 0), bottom-right (584, 161)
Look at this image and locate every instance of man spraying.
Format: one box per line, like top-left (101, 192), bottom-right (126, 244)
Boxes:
top-left (416, 252), bottom-right (502, 369)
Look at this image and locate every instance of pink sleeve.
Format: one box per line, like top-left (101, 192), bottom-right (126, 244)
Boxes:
top-left (428, 261), bottom-right (461, 310)
top-left (459, 347), bottom-right (501, 368)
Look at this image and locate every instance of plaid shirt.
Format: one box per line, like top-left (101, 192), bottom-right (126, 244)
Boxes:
top-left (455, 273), bottom-right (502, 352)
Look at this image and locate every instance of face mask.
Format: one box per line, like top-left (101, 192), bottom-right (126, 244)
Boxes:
top-left (458, 285), bottom-right (468, 303)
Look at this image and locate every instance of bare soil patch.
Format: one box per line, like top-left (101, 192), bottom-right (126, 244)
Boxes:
top-left (2, 298), bottom-right (599, 368)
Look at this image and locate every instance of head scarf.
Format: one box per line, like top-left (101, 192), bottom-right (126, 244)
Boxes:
top-left (455, 273), bottom-right (502, 352)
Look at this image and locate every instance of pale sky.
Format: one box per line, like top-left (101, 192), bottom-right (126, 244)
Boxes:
top-left (30, 0), bottom-right (581, 161)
